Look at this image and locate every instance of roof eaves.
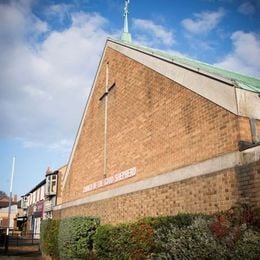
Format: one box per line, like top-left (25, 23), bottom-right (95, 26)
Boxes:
top-left (108, 38), bottom-right (260, 93)
top-left (107, 38), bottom-right (234, 86)
top-left (24, 179), bottom-right (46, 196)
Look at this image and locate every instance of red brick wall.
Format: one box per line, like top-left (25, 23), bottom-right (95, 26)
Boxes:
top-left (54, 161), bottom-right (260, 224)
top-left (238, 117), bottom-right (252, 143)
top-left (255, 119), bottom-right (260, 142)
top-left (56, 166), bottom-right (66, 205)
top-left (63, 47), bottom-right (244, 203)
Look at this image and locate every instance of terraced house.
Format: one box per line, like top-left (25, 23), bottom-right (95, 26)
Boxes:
top-left (53, 34), bottom-right (260, 224)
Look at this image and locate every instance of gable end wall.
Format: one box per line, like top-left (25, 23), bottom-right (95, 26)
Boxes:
top-left (62, 47), bottom-right (246, 204)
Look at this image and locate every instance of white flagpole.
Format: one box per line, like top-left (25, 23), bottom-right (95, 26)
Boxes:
top-left (7, 156), bottom-right (15, 236)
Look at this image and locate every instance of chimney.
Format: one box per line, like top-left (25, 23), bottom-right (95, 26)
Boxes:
top-left (46, 166), bottom-right (52, 176)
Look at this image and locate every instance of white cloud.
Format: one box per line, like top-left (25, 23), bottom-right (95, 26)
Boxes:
top-left (133, 19), bottom-right (175, 47)
top-left (0, 2), bottom-right (111, 153)
top-left (44, 3), bottom-right (72, 23)
top-left (20, 137), bottom-right (73, 154)
top-left (215, 31), bottom-right (260, 77)
top-left (238, 1), bottom-right (255, 15)
top-left (181, 8), bottom-right (225, 34)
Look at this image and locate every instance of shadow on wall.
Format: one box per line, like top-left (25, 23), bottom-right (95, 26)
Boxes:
top-left (234, 160), bottom-right (260, 208)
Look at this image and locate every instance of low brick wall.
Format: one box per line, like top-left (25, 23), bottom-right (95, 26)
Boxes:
top-left (54, 160), bottom-right (260, 224)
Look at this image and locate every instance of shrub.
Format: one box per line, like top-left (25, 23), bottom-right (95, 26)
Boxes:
top-left (40, 206), bottom-right (259, 259)
top-left (40, 219), bottom-right (49, 253)
top-left (94, 222), bottom-right (155, 260)
top-left (210, 204), bottom-right (260, 249)
top-left (231, 229), bottom-right (260, 259)
top-left (151, 217), bottom-right (227, 259)
top-left (92, 224), bottom-right (114, 259)
top-left (40, 219), bottom-right (60, 258)
top-left (130, 222), bottom-right (154, 259)
top-left (58, 216), bottom-right (100, 260)
top-left (207, 205), bottom-right (260, 259)
top-left (142, 213), bottom-right (210, 229)
top-left (150, 206), bottom-right (260, 259)
top-left (94, 223), bottom-right (133, 259)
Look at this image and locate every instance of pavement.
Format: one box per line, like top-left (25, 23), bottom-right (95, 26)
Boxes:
top-left (0, 242), bottom-right (42, 259)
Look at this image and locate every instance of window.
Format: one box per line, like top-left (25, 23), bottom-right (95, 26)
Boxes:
top-left (45, 174), bottom-right (57, 195)
top-left (46, 176), bottom-right (51, 195)
top-left (46, 211), bottom-right (52, 219)
top-left (33, 192), bottom-right (36, 203)
top-left (21, 197), bottom-right (28, 208)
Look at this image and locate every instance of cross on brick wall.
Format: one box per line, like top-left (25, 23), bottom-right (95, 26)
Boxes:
top-left (99, 82), bottom-right (116, 101)
top-left (99, 62), bottom-right (116, 178)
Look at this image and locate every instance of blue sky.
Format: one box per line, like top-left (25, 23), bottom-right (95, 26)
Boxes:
top-left (0, 0), bottom-right (260, 197)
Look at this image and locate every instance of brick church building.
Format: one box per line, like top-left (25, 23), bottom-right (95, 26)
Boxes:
top-left (53, 36), bottom-right (260, 224)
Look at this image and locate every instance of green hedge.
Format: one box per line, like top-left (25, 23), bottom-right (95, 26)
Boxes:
top-left (93, 214), bottom-right (210, 259)
top-left (58, 216), bottom-right (100, 260)
top-left (93, 207), bottom-right (260, 259)
top-left (141, 213), bottom-right (210, 229)
top-left (152, 217), bottom-right (228, 259)
top-left (40, 219), bottom-right (48, 254)
top-left (94, 224), bottom-right (132, 259)
top-left (150, 205), bottom-right (260, 259)
top-left (94, 222), bottom-right (154, 259)
top-left (40, 205), bottom-right (260, 259)
top-left (40, 219), bottom-right (60, 258)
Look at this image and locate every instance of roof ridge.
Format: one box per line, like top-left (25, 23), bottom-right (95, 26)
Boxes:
top-left (108, 37), bottom-right (260, 93)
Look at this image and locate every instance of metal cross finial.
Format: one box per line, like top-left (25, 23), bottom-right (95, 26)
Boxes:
top-left (121, 0), bottom-right (132, 42)
top-left (124, 0), bottom-right (130, 16)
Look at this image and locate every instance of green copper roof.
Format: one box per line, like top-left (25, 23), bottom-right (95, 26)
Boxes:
top-left (109, 38), bottom-right (260, 93)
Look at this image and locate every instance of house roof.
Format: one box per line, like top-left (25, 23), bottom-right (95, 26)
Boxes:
top-left (24, 179), bottom-right (46, 196)
top-left (110, 38), bottom-right (260, 93)
top-left (0, 201), bottom-right (17, 209)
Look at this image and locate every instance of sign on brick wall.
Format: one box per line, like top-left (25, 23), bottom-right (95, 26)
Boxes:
top-left (83, 167), bottom-right (136, 193)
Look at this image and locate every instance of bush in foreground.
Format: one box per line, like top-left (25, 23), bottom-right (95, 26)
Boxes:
top-left (151, 217), bottom-right (228, 259)
top-left (151, 205), bottom-right (260, 259)
top-left (94, 207), bottom-right (260, 259)
top-left (58, 216), bottom-right (100, 260)
top-left (40, 219), bottom-right (60, 258)
top-left (94, 224), bottom-right (132, 259)
top-left (94, 222), bottom-right (154, 259)
top-left (40, 205), bottom-right (259, 259)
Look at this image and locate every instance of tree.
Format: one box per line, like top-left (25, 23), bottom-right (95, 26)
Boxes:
top-left (0, 190), bottom-right (8, 199)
